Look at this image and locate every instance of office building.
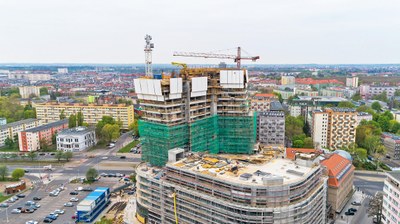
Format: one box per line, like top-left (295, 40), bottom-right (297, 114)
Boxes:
top-left (382, 132), bottom-right (400, 160)
top-left (77, 187), bottom-right (111, 223)
top-left (0, 119), bottom-right (40, 147)
top-left (321, 154), bottom-right (355, 217)
top-left (135, 68), bottom-right (256, 167)
top-left (18, 86), bottom-right (41, 98)
top-left (382, 171), bottom-right (400, 224)
top-left (281, 75), bottom-right (295, 85)
top-left (312, 108), bottom-right (357, 150)
top-left (251, 93), bottom-right (278, 112)
top-left (346, 77), bottom-right (359, 88)
top-left (56, 126), bottom-right (96, 152)
top-left (136, 152), bottom-right (327, 224)
top-left (35, 103), bottom-right (134, 129)
top-left (258, 111), bottom-right (285, 145)
top-left (18, 119), bottom-right (68, 152)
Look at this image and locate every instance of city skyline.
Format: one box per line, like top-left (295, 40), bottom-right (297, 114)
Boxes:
top-left (0, 0), bottom-right (399, 64)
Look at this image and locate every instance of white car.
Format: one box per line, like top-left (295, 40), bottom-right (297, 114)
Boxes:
top-left (11, 209), bottom-right (21, 214)
top-left (25, 221), bottom-right (38, 224)
top-left (102, 156), bottom-right (108, 160)
top-left (49, 213), bottom-right (59, 217)
top-left (76, 187), bottom-right (83, 191)
top-left (64, 202), bottom-right (73, 207)
top-left (54, 209), bottom-right (65, 214)
top-left (70, 197), bottom-right (79, 202)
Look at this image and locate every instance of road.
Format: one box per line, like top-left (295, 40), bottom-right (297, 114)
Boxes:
top-left (0, 131), bottom-right (138, 224)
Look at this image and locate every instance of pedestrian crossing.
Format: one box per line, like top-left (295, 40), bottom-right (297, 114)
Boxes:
top-left (31, 179), bottom-right (43, 185)
top-left (364, 194), bottom-right (374, 200)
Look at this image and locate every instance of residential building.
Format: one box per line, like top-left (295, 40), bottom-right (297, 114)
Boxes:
top-left (273, 89), bottom-right (294, 100)
top-left (258, 111), bottom-right (285, 145)
top-left (57, 68), bottom-right (68, 74)
top-left (35, 103), bottom-right (134, 129)
top-left (321, 154), bottom-right (355, 217)
top-left (136, 152), bottom-right (327, 224)
top-left (18, 119), bottom-right (68, 152)
top-left (250, 93), bottom-right (278, 112)
top-left (382, 132), bottom-right (400, 160)
top-left (289, 95), bottom-right (347, 118)
top-left (18, 86), bottom-right (41, 98)
top-left (76, 187), bottom-right (110, 223)
top-left (135, 68), bottom-right (256, 166)
top-left (312, 108), bottom-right (357, 150)
top-left (346, 77), bottom-right (359, 88)
top-left (0, 119), bottom-right (40, 147)
top-left (320, 88), bottom-right (344, 98)
top-left (56, 126), bottom-right (96, 152)
top-left (0, 118), bottom-right (6, 126)
top-left (356, 112), bottom-right (373, 126)
top-left (8, 73), bottom-right (51, 83)
top-left (360, 85), bottom-right (400, 99)
top-left (382, 171), bottom-right (400, 224)
top-left (295, 88), bottom-right (319, 97)
top-left (281, 75), bottom-right (295, 85)
top-left (270, 101), bottom-right (284, 111)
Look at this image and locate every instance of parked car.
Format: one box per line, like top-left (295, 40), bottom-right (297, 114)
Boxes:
top-left (70, 197), bottom-right (79, 202)
top-left (64, 202), bottom-right (74, 207)
top-left (39, 153), bottom-right (45, 156)
top-left (25, 221), bottom-right (39, 224)
top-left (43, 218), bottom-right (53, 223)
top-left (6, 198), bottom-right (16, 203)
top-left (49, 213), bottom-right (59, 218)
top-left (16, 194), bottom-right (26, 198)
top-left (351, 201), bottom-right (361, 206)
top-left (71, 215), bottom-right (77, 219)
top-left (127, 191), bottom-right (135, 195)
top-left (69, 191), bottom-right (78, 195)
top-left (345, 211), bottom-right (355, 216)
top-left (25, 201), bottom-right (36, 206)
top-left (116, 173), bottom-right (124, 177)
top-left (102, 156), bottom-right (109, 160)
top-left (120, 156), bottom-right (126, 159)
top-left (82, 187), bottom-right (93, 192)
top-left (0, 203), bottom-right (9, 208)
top-left (45, 215), bottom-right (57, 221)
top-left (54, 209), bottom-right (65, 214)
top-left (11, 209), bottom-right (21, 214)
top-left (31, 204), bottom-right (41, 209)
top-left (348, 208), bottom-right (357, 212)
top-left (100, 173), bottom-right (108, 177)
top-left (33, 197), bottom-right (42, 201)
top-left (22, 208), bottom-right (34, 213)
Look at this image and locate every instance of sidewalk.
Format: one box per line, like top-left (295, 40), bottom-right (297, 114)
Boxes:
top-left (123, 196), bottom-right (140, 224)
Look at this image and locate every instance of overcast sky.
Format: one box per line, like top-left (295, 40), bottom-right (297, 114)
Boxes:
top-left (0, 0), bottom-right (399, 64)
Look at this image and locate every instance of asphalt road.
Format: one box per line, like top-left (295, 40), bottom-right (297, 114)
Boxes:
top-left (354, 172), bottom-right (385, 197)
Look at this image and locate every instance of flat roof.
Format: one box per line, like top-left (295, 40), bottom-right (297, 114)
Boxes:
top-left (0, 118), bottom-right (38, 130)
top-left (166, 153), bottom-right (318, 186)
top-left (58, 126), bottom-right (93, 136)
top-left (24, 119), bottom-right (68, 133)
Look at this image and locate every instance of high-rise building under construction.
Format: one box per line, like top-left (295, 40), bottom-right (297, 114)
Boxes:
top-left (134, 67), bottom-right (257, 166)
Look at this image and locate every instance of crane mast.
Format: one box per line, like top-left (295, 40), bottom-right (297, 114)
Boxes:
top-left (144, 34), bottom-right (154, 78)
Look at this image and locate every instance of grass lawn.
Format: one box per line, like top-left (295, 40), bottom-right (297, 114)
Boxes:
top-left (118, 140), bottom-right (140, 153)
top-left (0, 160), bottom-right (67, 166)
top-left (0, 193), bottom-right (12, 202)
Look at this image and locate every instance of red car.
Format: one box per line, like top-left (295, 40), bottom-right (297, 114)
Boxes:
top-left (72, 215), bottom-right (77, 219)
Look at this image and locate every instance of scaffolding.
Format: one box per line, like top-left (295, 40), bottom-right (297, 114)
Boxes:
top-left (139, 120), bottom-right (189, 166)
top-left (189, 115), bottom-right (219, 154)
top-left (218, 116), bottom-right (257, 154)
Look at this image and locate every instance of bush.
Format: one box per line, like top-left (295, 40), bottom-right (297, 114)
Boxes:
top-left (12, 168), bottom-right (25, 180)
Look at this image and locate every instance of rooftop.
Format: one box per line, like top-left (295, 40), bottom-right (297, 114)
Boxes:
top-left (258, 111), bottom-right (285, 117)
top-left (165, 153), bottom-right (320, 186)
top-left (387, 171), bottom-right (400, 182)
top-left (270, 101), bottom-right (284, 111)
top-left (24, 119), bottom-right (68, 133)
top-left (329, 107), bottom-right (357, 112)
top-left (0, 118), bottom-right (38, 130)
top-left (58, 126), bottom-right (93, 136)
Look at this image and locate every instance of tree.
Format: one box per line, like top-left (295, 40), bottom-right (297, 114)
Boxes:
top-left (101, 124), bottom-right (120, 143)
top-left (86, 168), bottom-right (98, 182)
top-left (364, 135), bottom-right (381, 154)
top-left (4, 136), bottom-right (14, 149)
top-left (0, 165), bottom-right (8, 180)
top-left (39, 139), bottom-right (49, 151)
top-left (337, 101), bottom-right (355, 108)
top-left (27, 151), bottom-right (37, 161)
top-left (373, 91), bottom-right (388, 103)
top-left (129, 120), bottom-right (139, 137)
top-left (371, 102), bottom-right (382, 111)
top-left (12, 168), bottom-right (25, 180)
top-left (77, 111), bottom-right (84, 126)
top-left (63, 151), bottom-right (73, 161)
top-left (52, 132), bottom-right (57, 145)
top-left (303, 137), bottom-right (314, 148)
top-left (55, 151), bottom-right (64, 161)
top-left (59, 110), bottom-right (66, 119)
top-left (69, 114), bottom-right (77, 128)
top-left (293, 140), bottom-right (304, 148)
top-left (285, 116), bottom-right (305, 140)
top-left (351, 93), bottom-right (362, 101)
top-left (39, 87), bottom-right (49, 96)
top-left (355, 148), bottom-right (368, 161)
top-left (377, 116), bottom-right (391, 132)
top-left (368, 191), bottom-right (383, 224)
top-left (95, 116), bottom-right (116, 140)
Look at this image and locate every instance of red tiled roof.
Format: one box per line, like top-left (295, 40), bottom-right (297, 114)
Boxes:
top-left (321, 154), bottom-right (354, 187)
top-left (254, 93), bottom-right (276, 98)
top-left (295, 78), bottom-right (344, 85)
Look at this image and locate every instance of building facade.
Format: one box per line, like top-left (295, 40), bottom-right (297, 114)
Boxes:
top-left (8, 73), bottom-right (51, 83)
top-left (281, 76), bottom-right (295, 85)
top-left (356, 112), bottom-right (373, 126)
top-left (0, 119), bottom-right (40, 147)
top-left (136, 153), bottom-right (327, 224)
top-left (56, 127), bottom-right (96, 152)
top-left (346, 77), bottom-right (358, 88)
top-left (382, 132), bottom-right (400, 160)
top-left (382, 171), bottom-right (400, 224)
top-left (251, 93), bottom-right (278, 112)
top-left (312, 108), bottom-right (357, 150)
top-left (321, 154), bottom-right (355, 217)
top-left (18, 119), bottom-right (68, 152)
top-left (0, 118), bottom-right (6, 126)
top-left (77, 187), bottom-right (110, 223)
top-left (35, 103), bottom-right (134, 129)
top-left (258, 111), bottom-right (285, 145)
top-left (18, 86), bottom-right (41, 98)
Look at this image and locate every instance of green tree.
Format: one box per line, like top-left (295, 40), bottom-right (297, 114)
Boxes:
top-left (129, 120), bottom-right (139, 136)
top-left (373, 91), bottom-right (388, 102)
top-left (59, 109), bottom-right (66, 119)
top-left (77, 111), bottom-right (84, 126)
top-left (69, 114), bottom-right (77, 128)
top-left (377, 116), bottom-right (391, 132)
top-left (23, 109), bottom-right (36, 119)
top-left (0, 165), bottom-right (8, 180)
top-left (364, 135), bottom-right (381, 154)
top-left (303, 137), bottom-right (314, 148)
top-left (39, 139), bottom-right (49, 151)
top-left (86, 167), bottom-right (98, 182)
top-left (52, 132), bottom-right (57, 145)
top-left (285, 116), bottom-right (305, 140)
top-left (352, 93), bottom-right (362, 101)
top-left (355, 148), bottom-right (368, 161)
top-left (4, 136), bottom-right (14, 149)
top-left (63, 151), bottom-right (73, 161)
top-left (101, 124), bottom-right (120, 143)
top-left (368, 191), bottom-right (383, 224)
top-left (55, 151), bottom-right (64, 161)
top-left (39, 87), bottom-right (49, 96)
top-left (27, 151), bottom-right (37, 161)
top-left (371, 101), bottom-right (382, 111)
top-left (11, 168), bottom-right (25, 180)
top-left (337, 101), bottom-right (355, 108)
top-left (293, 140), bottom-right (304, 148)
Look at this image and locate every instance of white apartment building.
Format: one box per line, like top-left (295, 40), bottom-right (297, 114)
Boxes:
top-left (346, 77), bottom-right (358, 88)
top-left (0, 119), bottom-right (40, 147)
top-left (18, 86), bottom-right (41, 98)
top-left (382, 171), bottom-right (400, 224)
top-left (57, 127), bottom-right (96, 152)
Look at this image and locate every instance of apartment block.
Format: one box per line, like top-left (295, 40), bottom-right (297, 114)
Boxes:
top-left (382, 171), bottom-right (400, 224)
top-left (8, 73), bottom-right (51, 83)
top-left (18, 119), bottom-right (68, 152)
top-left (360, 85), bottom-right (400, 99)
top-left (57, 126), bottom-right (96, 152)
top-left (135, 68), bottom-right (256, 167)
top-left (258, 111), bottom-right (285, 145)
top-left (346, 77), bottom-right (359, 88)
top-left (321, 154), bottom-right (355, 217)
top-left (35, 103), bottom-right (134, 129)
top-left (312, 108), bottom-right (357, 150)
top-left (136, 152), bottom-right (327, 224)
top-left (281, 75), bottom-right (295, 85)
top-left (356, 112), bottom-right (373, 126)
top-left (250, 93), bottom-right (278, 112)
top-left (289, 96), bottom-right (347, 118)
top-left (0, 119), bottom-right (40, 147)
top-left (18, 86), bottom-right (41, 98)
top-left (382, 132), bottom-right (400, 159)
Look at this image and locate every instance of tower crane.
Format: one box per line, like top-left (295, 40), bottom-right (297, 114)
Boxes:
top-left (144, 34), bottom-right (154, 78)
top-left (173, 47), bottom-right (259, 69)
